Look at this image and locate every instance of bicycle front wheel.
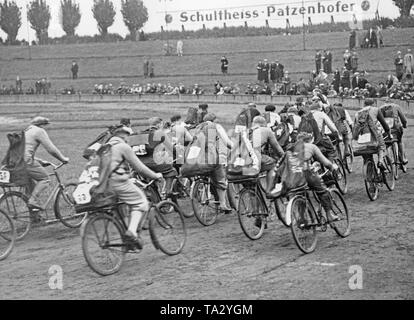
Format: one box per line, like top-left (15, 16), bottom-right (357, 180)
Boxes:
top-left (391, 142), bottom-right (399, 180)
top-left (334, 159), bottom-right (348, 195)
top-left (81, 213), bottom-right (126, 276)
top-left (0, 192), bottom-right (31, 240)
top-left (275, 197), bottom-right (290, 227)
top-left (150, 201), bottom-right (187, 256)
top-left (289, 195), bottom-right (317, 254)
top-left (54, 182), bottom-right (87, 228)
top-left (237, 188), bottom-right (266, 240)
top-left (329, 189), bottom-right (351, 238)
top-left (363, 159), bottom-right (378, 201)
top-left (345, 145), bottom-right (354, 173)
top-left (192, 180), bottom-right (219, 227)
top-left (383, 155), bottom-right (395, 191)
top-left (169, 178), bottom-right (193, 218)
top-left (0, 209), bottom-right (16, 261)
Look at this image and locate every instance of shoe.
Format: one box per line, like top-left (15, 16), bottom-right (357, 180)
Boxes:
top-left (219, 206), bottom-right (232, 214)
top-left (254, 217), bottom-right (262, 228)
top-left (124, 231), bottom-right (143, 250)
top-left (377, 162), bottom-right (386, 171)
top-left (402, 159), bottom-right (408, 166)
top-left (327, 211), bottom-right (340, 223)
top-left (28, 203), bottom-right (45, 211)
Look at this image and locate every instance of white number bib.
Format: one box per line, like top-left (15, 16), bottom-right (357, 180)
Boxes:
top-left (0, 170), bottom-right (10, 184)
top-left (73, 183), bottom-right (93, 205)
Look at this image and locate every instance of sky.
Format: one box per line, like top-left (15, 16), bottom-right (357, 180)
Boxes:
top-left (0, 0), bottom-right (401, 41)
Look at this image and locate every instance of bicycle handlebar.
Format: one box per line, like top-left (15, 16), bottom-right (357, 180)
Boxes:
top-left (35, 159), bottom-right (67, 171)
top-left (133, 178), bottom-right (157, 189)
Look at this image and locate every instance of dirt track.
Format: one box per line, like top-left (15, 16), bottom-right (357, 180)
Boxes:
top-left (0, 104), bottom-right (413, 300)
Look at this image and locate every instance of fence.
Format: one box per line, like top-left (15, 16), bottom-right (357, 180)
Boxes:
top-left (0, 93), bottom-right (413, 115)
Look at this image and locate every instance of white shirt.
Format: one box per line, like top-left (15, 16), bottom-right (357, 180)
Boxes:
top-left (311, 110), bottom-right (338, 134)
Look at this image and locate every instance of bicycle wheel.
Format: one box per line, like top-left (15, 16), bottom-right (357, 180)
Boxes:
top-left (81, 213), bottom-right (126, 276)
top-left (289, 195), bottom-right (317, 254)
top-left (363, 159), bottom-right (378, 201)
top-left (169, 178), bottom-right (193, 218)
top-left (345, 145), bottom-right (354, 174)
top-left (383, 155), bottom-right (395, 191)
top-left (0, 209), bottom-right (16, 261)
top-left (274, 197), bottom-right (290, 227)
top-left (227, 183), bottom-right (241, 211)
top-left (329, 189), bottom-right (351, 238)
top-left (333, 159), bottom-right (348, 195)
top-left (391, 142), bottom-right (399, 180)
top-left (192, 180), bottom-right (219, 227)
top-left (0, 192), bottom-right (31, 240)
top-left (54, 182), bottom-right (87, 228)
top-left (237, 188), bottom-right (266, 240)
top-left (150, 201), bottom-right (187, 256)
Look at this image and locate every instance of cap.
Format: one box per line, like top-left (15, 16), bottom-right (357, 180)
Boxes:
top-left (204, 113), bottom-right (217, 122)
top-left (364, 98), bottom-right (375, 106)
top-left (120, 118), bottom-right (131, 126)
top-left (113, 125), bottom-right (134, 135)
top-left (248, 103), bottom-right (257, 108)
top-left (31, 116), bottom-right (50, 126)
top-left (252, 116), bottom-right (267, 127)
top-left (148, 117), bottom-right (163, 127)
top-left (199, 104), bottom-right (208, 110)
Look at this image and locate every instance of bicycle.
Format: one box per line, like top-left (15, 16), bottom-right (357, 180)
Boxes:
top-left (334, 135), bottom-right (354, 174)
top-left (0, 160), bottom-right (84, 240)
top-left (384, 133), bottom-right (407, 181)
top-left (287, 170), bottom-right (351, 254)
top-left (360, 151), bottom-right (395, 201)
top-left (328, 136), bottom-right (349, 195)
top-left (0, 208), bottom-right (16, 261)
top-left (191, 175), bottom-right (239, 227)
top-left (80, 179), bottom-right (187, 276)
top-left (235, 174), bottom-right (291, 241)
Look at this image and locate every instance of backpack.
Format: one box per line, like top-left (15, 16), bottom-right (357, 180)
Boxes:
top-left (298, 112), bottom-right (321, 143)
top-left (83, 127), bottom-right (114, 160)
top-left (180, 122), bottom-right (220, 178)
top-left (273, 122), bottom-right (291, 150)
top-left (227, 129), bottom-right (260, 178)
top-left (380, 104), bottom-right (400, 130)
top-left (73, 140), bottom-right (124, 206)
top-left (0, 131), bottom-right (29, 186)
top-left (336, 106), bottom-right (347, 121)
top-left (352, 107), bottom-right (379, 156)
top-left (235, 108), bottom-right (253, 130)
top-left (185, 107), bottom-right (199, 125)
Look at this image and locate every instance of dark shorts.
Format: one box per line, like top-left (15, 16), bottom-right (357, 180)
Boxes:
top-left (260, 155), bottom-right (277, 172)
top-left (140, 156), bottom-right (177, 178)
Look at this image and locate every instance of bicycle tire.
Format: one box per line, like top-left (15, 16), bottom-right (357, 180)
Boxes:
top-left (274, 197), bottom-right (290, 227)
top-left (289, 195), bottom-right (318, 254)
top-left (54, 182), bottom-right (87, 228)
top-left (363, 159), bottom-right (378, 202)
top-left (191, 180), bottom-right (219, 227)
top-left (345, 145), bottom-right (354, 174)
top-left (0, 192), bottom-right (31, 240)
top-left (149, 201), bottom-right (187, 256)
top-left (383, 155), bottom-right (395, 191)
top-left (227, 183), bottom-right (241, 211)
top-left (392, 142), bottom-right (399, 180)
top-left (334, 159), bottom-right (348, 195)
top-left (0, 208), bottom-right (16, 261)
top-left (169, 179), bottom-right (194, 218)
top-left (81, 213), bottom-right (126, 276)
top-left (329, 189), bottom-right (351, 238)
top-left (237, 188), bottom-right (266, 241)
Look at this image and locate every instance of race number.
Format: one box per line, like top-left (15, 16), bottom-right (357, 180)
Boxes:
top-left (73, 183), bottom-right (92, 205)
top-left (0, 170), bottom-right (10, 183)
top-left (133, 145), bottom-right (147, 156)
top-left (358, 133), bottom-right (372, 144)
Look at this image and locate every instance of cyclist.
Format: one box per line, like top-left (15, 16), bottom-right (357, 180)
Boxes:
top-left (263, 104), bottom-right (281, 129)
top-left (24, 117), bottom-right (69, 210)
top-left (250, 116), bottom-right (285, 195)
top-left (379, 102), bottom-right (408, 166)
top-left (308, 99), bottom-right (340, 161)
top-left (169, 114), bottom-right (193, 171)
top-left (297, 132), bottom-right (340, 222)
top-left (108, 125), bottom-right (163, 249)
top-left (140, 117), bottom-right (178, 199)
top-left (328, 103), bottom-right (353, 158)
top-left (354, 98), bottom-right (391, 169)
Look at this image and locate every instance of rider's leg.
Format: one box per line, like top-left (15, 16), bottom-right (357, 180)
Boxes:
top-left (304, 170), bottom-right (337, 221)
top-left (211, 165), bottom-right (231, 211)
top-left (261, 155), bottom-right (277, 194)
top-left (26, 161), bottom-right (50, 207)
top-left (397, 129), bottom-right (408, 164)
top-left (343, 131), bottom-right (352, 157)
top-left (377, 133), bottom-right (386, 168)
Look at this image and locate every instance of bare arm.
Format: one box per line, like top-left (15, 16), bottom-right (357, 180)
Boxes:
top-left (268, 131), bottom-right (285, 158)
top-left (216, 124), bottom-right (234, 149)
top-left (377, 111), bottom-right (390, 133)
top-left (312, 144), bottom-right (334, 171)
top-left (38, 129), bottom-right (67, 162)
top-left (122, 145), bottom-right (160, 180)
top-left (323, 113), bottom-right (339, 133)
top-left (397, 108), bottom-right (407, 129)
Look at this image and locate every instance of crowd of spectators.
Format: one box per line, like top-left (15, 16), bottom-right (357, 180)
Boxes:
top-left (0, 77), bottom-right (51, 95)
top-left (93, 82), bottom-right (205, 96)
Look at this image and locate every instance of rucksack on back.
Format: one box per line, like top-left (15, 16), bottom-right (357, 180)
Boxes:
top-left (235, 108), bottom-right (253, 131)
top-left (83, 127), bottom-right (114, 160)
top-left (380, 104), bottom-right (399, 130)
top-left (73, 141), bottom-right (124, 206)
top-left (0, 131), bottom-right (29, 186)
top-left (352, 108), bottom-right (379, 156)
top-left (298, 113), bottom-right (321, 143)
top-left (185, 107), bottom-right (198, 125)
top-left (273, 122), bottom-right (291, 150)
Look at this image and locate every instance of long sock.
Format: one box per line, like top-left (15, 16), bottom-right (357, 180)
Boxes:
top-left (128, 211), bottom-right (143, 237)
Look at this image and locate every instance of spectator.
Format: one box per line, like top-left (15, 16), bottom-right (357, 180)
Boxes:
top-left (282, 71), bottom-right (291, 95)
top-left (177, 40), bottom-right (183, 57)
top-left (326, 50), bottom-right (333, 74)
top-left (275, 60), bottom-right (284, 83)
top-left (214, 81), bottom-right (223, 94)
top-left (403, 49), bottom-right (414, 75)
top-left (143, 58), bottom-right (149, 78)
top-left (368, 28), bottom-right (378, 48)
top-left (270, 61), bottom-right (277, 84)
top-left (378, 82), bottom-right (387, 97)
top-left (297, 78), bottom-right (309, 96)
top-left (262, 59), bottom-right (270, 84)
top-left (71, 61), bottom-right (79, 80)
top-left (149, 61), bottom-right (155, 78)
top-left (343, 50), bottom-right (352, 70)
top-left (221, 56), bottom-right (229, 75)
top-left (386, 74), bottom-right (399, 89)
top-left (349, 30), bottom-right (357, 50)
top-left (16, 76), bottom-right (23, 94)
top-left (315, 51), bottom-right (322, 74)
top-left (377, 26), bottom-right (384, 47)
top-left (257, 60), bottom-right (263, 82)
top-left (333, 69), bottom-right (341, 92)
top-left (350, 51), bottom-right (358, 73)
top-left (395, 51), bottom-right (404, 81)
top-left (365, 83), bottom-right (377, 98)
top-left (352, 72), bottom-right (367, 90)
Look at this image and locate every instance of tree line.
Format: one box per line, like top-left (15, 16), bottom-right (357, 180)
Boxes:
top-left (0, 0), bottom-right (413, 46)
top-left (0, 0), bottom-right (148, 44)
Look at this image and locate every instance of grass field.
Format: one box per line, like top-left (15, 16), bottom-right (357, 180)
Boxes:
top-left (0, 29), bottom-right (413, 93)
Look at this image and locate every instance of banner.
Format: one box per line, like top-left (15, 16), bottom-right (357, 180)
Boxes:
top-left (154, 0), bottom-right (383, 30)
